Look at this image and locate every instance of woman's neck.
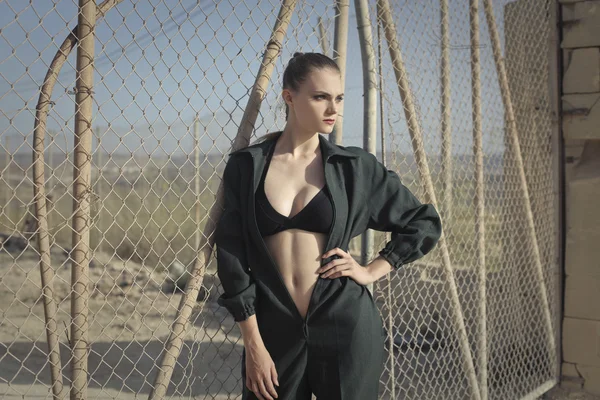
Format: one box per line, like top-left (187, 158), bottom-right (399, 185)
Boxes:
top-left (278, 127), bottom-right (320, 159)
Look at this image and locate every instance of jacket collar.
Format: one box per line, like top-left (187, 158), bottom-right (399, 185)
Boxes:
top-left (229, 130), bottom-right (359, 162)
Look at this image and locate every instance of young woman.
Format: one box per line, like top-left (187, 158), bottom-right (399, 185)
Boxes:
top-left (215, 52), bottom-right (442, 400)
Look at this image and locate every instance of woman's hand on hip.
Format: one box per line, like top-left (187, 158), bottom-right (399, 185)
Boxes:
top-left (319, 247), bottom-right (375, 286)
top-left (245, 344), bottom-right (279, 400)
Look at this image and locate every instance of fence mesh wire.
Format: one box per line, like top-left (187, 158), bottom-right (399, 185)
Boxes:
top-left (0, 0), bottom-right (559, 399)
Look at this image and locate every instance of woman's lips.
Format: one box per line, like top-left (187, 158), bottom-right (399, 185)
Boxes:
top-left (323, 119), bottom-right (335, 125)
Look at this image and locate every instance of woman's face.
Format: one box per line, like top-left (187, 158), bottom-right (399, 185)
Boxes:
top-left (283, 67), bottom-right (344, 134)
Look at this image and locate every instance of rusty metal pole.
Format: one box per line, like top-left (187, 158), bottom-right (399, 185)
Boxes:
top-left (95, 129), bottom-right (104, 253)
top-left (3, 136), bottom-right (10, 211)
top-left (32, 129), bottom-right (65, 400)
top-left (330, 0), bottom-right (349, 145)
top-left (31, 3), bottom-right (123, 398)
top-left (469, 1), bottom-right (488, 398)
top-left (376, 13), bottom-right (395, 399)
top-left (376, 0), bottom-right (481, 398)
top-left (440, 0), bottom-right (453, 234)
top-left (70, 0), bottom-right (96, 398)
top-left (149, 1), bottom-right (298, 397)
top-left (317, 17), bottom-right (330, 56)
top-left (354, 0), bottom-right (377, 287)
top-left (194, 116), bottom-right (201, 251)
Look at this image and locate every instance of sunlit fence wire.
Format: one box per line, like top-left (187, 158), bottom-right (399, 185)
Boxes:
top-left (0, 0), bottom-right (559, 399)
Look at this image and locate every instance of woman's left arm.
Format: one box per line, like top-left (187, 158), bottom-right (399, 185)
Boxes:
top-left (364, 152), bottom-right (442, 274)
top-left (318, 151), bottom-right (442, 284)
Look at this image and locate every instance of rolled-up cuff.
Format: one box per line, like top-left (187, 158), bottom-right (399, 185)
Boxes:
top-left (217, 285), bottom-right (257, 322)
top-left (378, 246), bottom-right (404, 270)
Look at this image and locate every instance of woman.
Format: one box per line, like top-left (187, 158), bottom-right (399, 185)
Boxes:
top-left (215, 52), bottom-right (442, 400)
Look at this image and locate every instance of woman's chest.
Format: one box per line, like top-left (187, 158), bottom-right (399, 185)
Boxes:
top-left (237, 153), bottom-right (370, 249)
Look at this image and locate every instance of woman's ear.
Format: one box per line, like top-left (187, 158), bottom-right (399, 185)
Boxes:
top-left (282, 89), bottom-right (293, 108)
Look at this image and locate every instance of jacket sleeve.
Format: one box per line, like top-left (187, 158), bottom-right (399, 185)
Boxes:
top-left (365, 153), bottom-right (442, 270)
top-left (214, 155), bottom-right (257, 322)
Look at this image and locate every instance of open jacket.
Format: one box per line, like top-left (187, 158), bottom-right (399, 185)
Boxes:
top-left (214, 131), bottom-right (442, 323)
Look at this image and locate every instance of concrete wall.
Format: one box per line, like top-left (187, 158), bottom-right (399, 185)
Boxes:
top-left (560, 0), bottom-right (600, 395)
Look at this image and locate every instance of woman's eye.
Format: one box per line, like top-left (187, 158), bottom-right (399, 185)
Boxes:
top-left (337, 97), bottom-right (344, 102)
top-left (315, 95), bottom-right (325, 99)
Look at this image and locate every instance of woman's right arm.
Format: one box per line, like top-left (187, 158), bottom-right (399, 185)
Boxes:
top-left (215, 155), bottom-right (257, 322)
top-left (215, 156), bottom-right (279, 399)
top-left (240, 315), bottom-right (280, 400)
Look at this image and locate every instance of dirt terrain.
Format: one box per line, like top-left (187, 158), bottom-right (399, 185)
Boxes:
top-left (0, 243), bottom-right (596, 399)
top-left (0, 245), bottom-right (245, 399)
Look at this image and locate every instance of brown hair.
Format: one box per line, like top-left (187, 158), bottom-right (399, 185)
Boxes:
top-left (253, 52), bottom-right (340, 145)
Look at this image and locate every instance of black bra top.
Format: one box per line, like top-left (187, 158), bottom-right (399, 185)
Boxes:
top-left (255, 142), bottom-right (333, 237)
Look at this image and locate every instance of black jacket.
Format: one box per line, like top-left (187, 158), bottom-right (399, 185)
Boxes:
top-left (214, 131), bottom-right (442, 322)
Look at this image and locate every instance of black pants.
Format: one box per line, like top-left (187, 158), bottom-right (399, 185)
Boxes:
top-left (241, 277), bottom-right (385, 400)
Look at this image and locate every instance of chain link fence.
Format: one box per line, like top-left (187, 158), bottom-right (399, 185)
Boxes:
top-left (0, 0), bottom-right (559, 398)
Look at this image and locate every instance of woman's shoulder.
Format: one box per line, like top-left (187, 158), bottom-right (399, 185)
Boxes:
top-left (337, 146), bottom-right (400, 183)
top-left (337, 145), bottom-right (382, 167)
top-left (227, 131), bottom-right (280, 157)
top-left (340, 145), bottom-right (369, 157)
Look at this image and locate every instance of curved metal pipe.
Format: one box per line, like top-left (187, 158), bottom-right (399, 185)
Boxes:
top-left (32, 2), bottom-right (123, 399)
top-left (149, 1), bottom-right (299, 397)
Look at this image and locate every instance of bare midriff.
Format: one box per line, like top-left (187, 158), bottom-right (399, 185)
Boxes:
top-left (264, 229), bottom-right (328, 319)
top-left (261, 141), bottom-right (329, 320)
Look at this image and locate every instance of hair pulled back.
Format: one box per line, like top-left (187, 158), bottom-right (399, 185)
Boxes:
top-left (283, 52), bottom-right (340, 121)
top-left (251, 52), bottom-right (340, 145)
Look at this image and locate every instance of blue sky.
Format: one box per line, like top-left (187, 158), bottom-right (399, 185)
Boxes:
top-left (0, 0), bottom-right (515, 157)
